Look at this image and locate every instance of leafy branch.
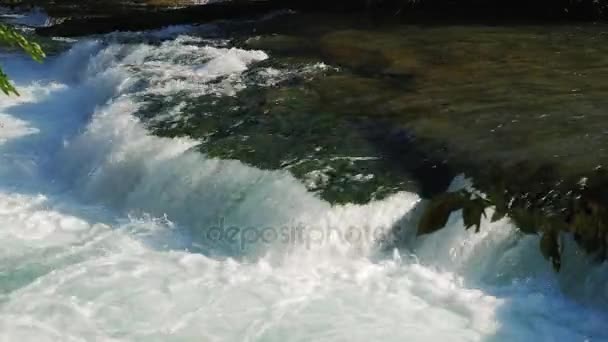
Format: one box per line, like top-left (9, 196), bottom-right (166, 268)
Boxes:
top-left (0, 23), bottom-right (46, 96)
top-left (417, 190), bottom-right (493, 236)
top-left (417, 189), bottom-right (565, 271)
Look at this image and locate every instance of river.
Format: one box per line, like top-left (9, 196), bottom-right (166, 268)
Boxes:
top-left (1, 10), bottom-right (608, 342)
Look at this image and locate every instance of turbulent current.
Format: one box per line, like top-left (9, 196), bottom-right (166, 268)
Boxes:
top-left (1, 25), bottom-right (608, 341)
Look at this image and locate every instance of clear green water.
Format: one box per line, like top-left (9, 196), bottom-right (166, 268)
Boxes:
top-left (134, 16), bottom-right (608, 206)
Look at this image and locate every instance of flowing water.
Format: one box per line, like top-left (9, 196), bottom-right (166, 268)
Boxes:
top-left (1, 15), bottom-right (608, 341)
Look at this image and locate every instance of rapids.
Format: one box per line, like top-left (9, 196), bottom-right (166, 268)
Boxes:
top-left (1, 26), bottom-right (608, 341)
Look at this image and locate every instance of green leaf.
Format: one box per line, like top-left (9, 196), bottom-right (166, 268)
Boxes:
top-left (0, 24), bottom-right (46, 62)
top-left (418, 192), bottom-right (466, 236)
top-left (463, 197), bottom-right (487, 232)
top-left (0, 67), bottom-right (19, 96)
top-left (0, 23), bottom-right (45, 97)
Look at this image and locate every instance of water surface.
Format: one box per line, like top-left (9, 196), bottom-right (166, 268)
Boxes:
top-left (1, 14), bottom-right (608, 341)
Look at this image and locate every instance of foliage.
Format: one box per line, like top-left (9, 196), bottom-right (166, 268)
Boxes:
top-left (0, 23), bottom-right (46, 96)
top-left (417, 189), bottom-right (566, 271)
top-left (417, 190), bottom-right (492, 235)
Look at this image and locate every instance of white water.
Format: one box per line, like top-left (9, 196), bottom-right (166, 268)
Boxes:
top-left (1, 30), bottom-right (608, 341)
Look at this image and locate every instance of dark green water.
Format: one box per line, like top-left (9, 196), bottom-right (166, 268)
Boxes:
top-left (134, 14), bottom-right (608, 213)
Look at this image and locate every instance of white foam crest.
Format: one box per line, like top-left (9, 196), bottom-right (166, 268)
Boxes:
top-left (0, 113), bottom-right (38, 144)
top-left (77, 38), bottom-right (268, 97)
top-left (0, 189), bottom-right (498, 341)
